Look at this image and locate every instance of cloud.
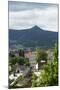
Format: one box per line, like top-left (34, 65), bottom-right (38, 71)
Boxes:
top-left (9, 4), bottom-right (58, 32)
top-left (9, 1), bottom-right (55, 11)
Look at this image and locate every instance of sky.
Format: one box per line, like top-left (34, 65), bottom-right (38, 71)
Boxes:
top-left (9, 1), bottom-right (58, 32)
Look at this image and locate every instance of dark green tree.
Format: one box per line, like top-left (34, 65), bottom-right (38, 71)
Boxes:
top-left (19, 49), bottom-right (24, 57)
top-left (36, 49), bottom-right (47, 62)
top-left (16, 56), bottom-right (25, 65)
top-left (36, 49), bottom-right (48, 69)
top-left (24, 58), bottom-right (30, 67)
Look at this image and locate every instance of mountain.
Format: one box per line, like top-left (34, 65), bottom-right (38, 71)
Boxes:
top-left (9, 26), bottom-right (58, 49)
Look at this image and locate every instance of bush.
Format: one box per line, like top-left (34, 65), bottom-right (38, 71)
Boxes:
top-left (31, 73), bottom-right (37, 87)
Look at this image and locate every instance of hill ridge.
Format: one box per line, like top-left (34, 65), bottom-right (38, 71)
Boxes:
top-left (9, 26), bottom-right (58, 49)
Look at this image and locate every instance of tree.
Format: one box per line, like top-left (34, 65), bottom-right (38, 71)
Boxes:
top-left (37, 61), bottom-right (58, 86)
top-left (36, 49), bottom-right (48, 69)
top-left (36, 44), bottom-right (58, 86)
top-left (16, 56), bottom-right (30, 67)
top-left (19, 49), bottom-right (24, 57)
top-left (9, 56), bottom-right (17, 76)
top-left (36, 49), bottom-right (47, 62)
top-left (24, 58), bottom-right (30, 67)
top-left (16, 56), bottom-right (25, 65)
top-left (9, 52), bottom-right (15, 57)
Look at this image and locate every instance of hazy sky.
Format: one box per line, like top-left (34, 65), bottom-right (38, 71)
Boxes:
top-left (9, 1), bottom-right (58, 32)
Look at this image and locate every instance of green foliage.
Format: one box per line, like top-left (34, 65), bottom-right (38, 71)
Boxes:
top-left (9, 52), bottom-right (15, 57)
top-left (9, 56), bottom-right (17, 66)
top-left (31, 73), bottom-right (37, 87)
top-left (37, 61), bottom-right (58, 86)
top-left (24, 58), bottom-right (30, 67)
top-left (36, 49), bottom-right (48, 63)
top-left (53, 43), bottom-right (58, 61)
top-left (9, 55), bottom-right (30, 67)
top-left (16, 56), bottom-right (25, 65)
top-left (36, 44), bottom-right (58, 86)
top-left (19, 49), bottom-right (24, 57)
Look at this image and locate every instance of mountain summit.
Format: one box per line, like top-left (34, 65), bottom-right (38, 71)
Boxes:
top-left (31, 25), bottom-right (41, 29)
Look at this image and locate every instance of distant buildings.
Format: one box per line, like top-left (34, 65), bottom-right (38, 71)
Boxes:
top-left (9, 48), bottom-right (54, 72)
top-left (24, 51), bottom-right (37, 71)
